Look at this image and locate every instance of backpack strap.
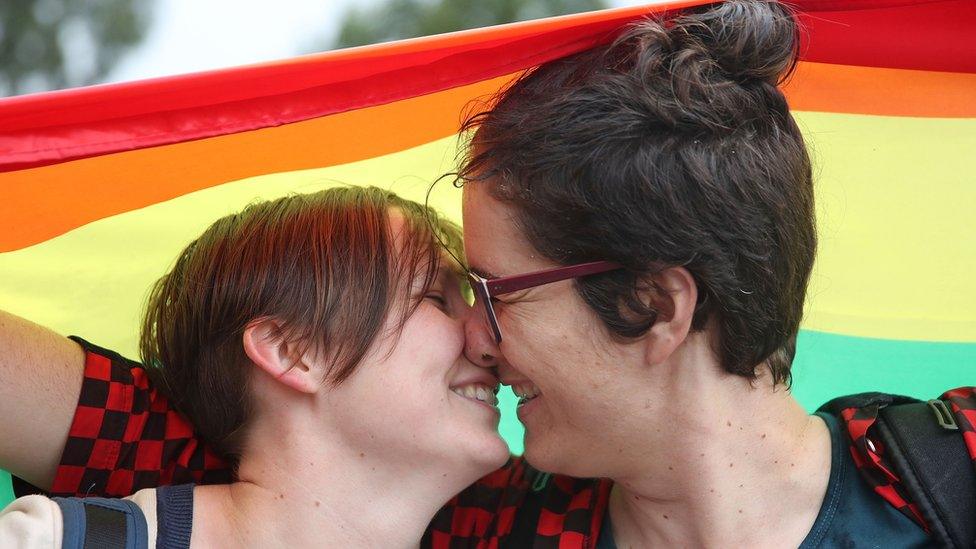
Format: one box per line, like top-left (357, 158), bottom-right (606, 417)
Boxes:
top-left (53, 496), bottom-right (148, 549)
top-left (822, 390), bottom-right (976, 548)
top-left (819, 393), bottom-right (930, 527)
top-left (877, 400), bottom-right (976, 548)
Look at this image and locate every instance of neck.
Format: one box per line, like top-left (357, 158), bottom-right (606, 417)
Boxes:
top-left (607, 343), bottom-right (832, 548)
top-left (192, 420), bottom-right (468, 548)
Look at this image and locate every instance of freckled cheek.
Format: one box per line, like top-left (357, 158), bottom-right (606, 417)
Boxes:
top-left (497, 302), bottom-right (554, 341)
top-left (531, 305), bottom-right (583, 351)
top-left (500, 305), bottom-right (566, 361)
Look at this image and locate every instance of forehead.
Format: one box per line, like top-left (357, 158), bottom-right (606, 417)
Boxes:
top-left (461, 183), bottom-right (549, 276)
top-left (386, 207), bottom-right (466, 279)
top-left (386, 208), bottom-right (411, 239)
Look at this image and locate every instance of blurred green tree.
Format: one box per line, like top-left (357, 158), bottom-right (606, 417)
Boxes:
top-left (0, 0), bottom-right (151, 96)
top-left (334, 0), bottom-right (607, 48)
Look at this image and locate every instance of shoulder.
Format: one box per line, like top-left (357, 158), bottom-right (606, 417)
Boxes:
top-left (68, 335), bottom-right (151, 387)
top-left (49, 337), bottom-right (231, 499)
top-left (0, 494), bottom-right (64, 548)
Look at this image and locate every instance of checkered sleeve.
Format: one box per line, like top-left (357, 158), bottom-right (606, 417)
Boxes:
top-left (48, 337), bottom-right (232, 497)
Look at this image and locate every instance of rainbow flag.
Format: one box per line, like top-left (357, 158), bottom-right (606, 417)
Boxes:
top-left (1, 0), bottom-right (973, 506)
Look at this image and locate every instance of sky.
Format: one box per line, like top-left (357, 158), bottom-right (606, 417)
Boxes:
top-left (108, 0), bottom-right (360, 83)
top-left (107, 0), bottom-right (646, 85)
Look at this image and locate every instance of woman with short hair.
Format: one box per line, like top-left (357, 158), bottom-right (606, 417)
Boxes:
top-left (0, 186), bottom-right (509, 547)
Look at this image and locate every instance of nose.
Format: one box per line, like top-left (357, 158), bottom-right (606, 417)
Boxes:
top-left (463, 302), bottom-right (502, 369)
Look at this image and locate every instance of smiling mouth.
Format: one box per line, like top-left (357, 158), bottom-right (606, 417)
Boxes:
top-left (512, 382), bottom-right (541, 407)
top-left (451, 383), bottom-right (500, 407)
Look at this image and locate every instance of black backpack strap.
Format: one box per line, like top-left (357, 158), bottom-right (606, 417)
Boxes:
top-left (878, 401), bottom-right (976, 548)
top-left (817, 391), bottom-right (918, 416)
top-left (54, 496), bottom-right (149, 549)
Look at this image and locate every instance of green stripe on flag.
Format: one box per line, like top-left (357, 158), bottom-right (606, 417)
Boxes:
top-left (791, 330), bottom-right (974, 410)
top-left (0, 471), bottom-right (13, 510)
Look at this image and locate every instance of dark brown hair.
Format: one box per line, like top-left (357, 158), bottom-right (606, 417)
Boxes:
top-left (139, 186), bottom-right (462, 458)
top-left (459, 0), bottom-right (814, 385)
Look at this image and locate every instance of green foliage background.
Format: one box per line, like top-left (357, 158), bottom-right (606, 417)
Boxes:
top-left (334, 0), bottom-right (606, 48)
top-left (0, 0), bottom-right (150, 96)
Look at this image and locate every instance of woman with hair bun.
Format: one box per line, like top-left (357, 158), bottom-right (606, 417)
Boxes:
top-left (0, 1), bottom-right (951, 547)
top-left (455, 0), bottom-right (934, 546)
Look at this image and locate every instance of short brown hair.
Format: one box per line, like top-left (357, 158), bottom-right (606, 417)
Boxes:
top-left (459, 0), bottom-right (813, 385)
top-left (139, 186), bottom-right (462, 458)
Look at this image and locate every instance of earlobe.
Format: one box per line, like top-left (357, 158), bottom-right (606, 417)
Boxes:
top-left (243, 318), bottom-right (320, 394)
top-left (643, 267), bottom-right (698, 366)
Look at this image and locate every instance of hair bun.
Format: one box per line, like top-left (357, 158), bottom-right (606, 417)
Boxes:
top-left (672, 0), bottom-right (799, 85)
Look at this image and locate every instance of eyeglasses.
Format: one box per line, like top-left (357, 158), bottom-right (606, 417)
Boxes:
top-left (467, 260), bottom-right (623, 343)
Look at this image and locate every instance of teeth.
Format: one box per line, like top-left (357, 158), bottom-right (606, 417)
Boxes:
top-left (512, 383), bottom-right (541, 400)
top-left (451, 383), bottom-right (499, 407)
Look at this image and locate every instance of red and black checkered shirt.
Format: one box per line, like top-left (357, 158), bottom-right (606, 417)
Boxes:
top-left (48, 338), bottom-right (611, 548)
top-left (43, 338), bottom-right (976, 547)
top-left (52, 337), bottom-right (232, 496)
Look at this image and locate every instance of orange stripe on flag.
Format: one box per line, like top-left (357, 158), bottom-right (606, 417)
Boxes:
top-left (784, 61), bottom-right (976, 118)
top-left (0, 75), bottom-right (514, 253)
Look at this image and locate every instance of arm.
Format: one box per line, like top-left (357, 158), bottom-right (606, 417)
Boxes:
top-left (1, 310), bottom-right (232, 498)
top-left (0, 310), bottom-right (85, 490)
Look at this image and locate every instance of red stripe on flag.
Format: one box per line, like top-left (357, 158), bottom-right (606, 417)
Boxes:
top-left (796, 0), bottom-right (976, 73)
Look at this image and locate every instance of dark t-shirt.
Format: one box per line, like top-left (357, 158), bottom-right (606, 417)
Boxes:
top-left (597, 412), bottom-right (931, 549)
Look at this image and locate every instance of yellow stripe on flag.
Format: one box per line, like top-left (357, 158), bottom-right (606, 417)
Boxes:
top-left (4, 111), bottom-right (975, 354)
top-left (0, 136), bottom-right (462, 356)
top-left (800, 111), bottom-right (976, 342)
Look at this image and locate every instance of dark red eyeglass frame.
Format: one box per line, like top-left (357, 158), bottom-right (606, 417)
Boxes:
top-left (467, 260), bottom-right (623, 343)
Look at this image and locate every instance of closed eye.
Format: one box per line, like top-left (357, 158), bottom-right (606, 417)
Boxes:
top-left (492, 289), bottom-right (532, 305)
top-left (425, 293), bottom-right (448, 311)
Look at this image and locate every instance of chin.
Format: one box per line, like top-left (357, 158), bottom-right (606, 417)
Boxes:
top-left (522, 438), bottom-right (557, 473)
top-left (481, 435), bottom-right (513, 468)
top-left (522, 431), bottom-right (597, 478)
top-left (460, 433), bottom-right (511, 474)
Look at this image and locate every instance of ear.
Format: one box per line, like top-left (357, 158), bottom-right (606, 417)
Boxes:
top-left (641, 267), bottom-right (698, 366)
top-left (242, 318), bottom-right (320, 395)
